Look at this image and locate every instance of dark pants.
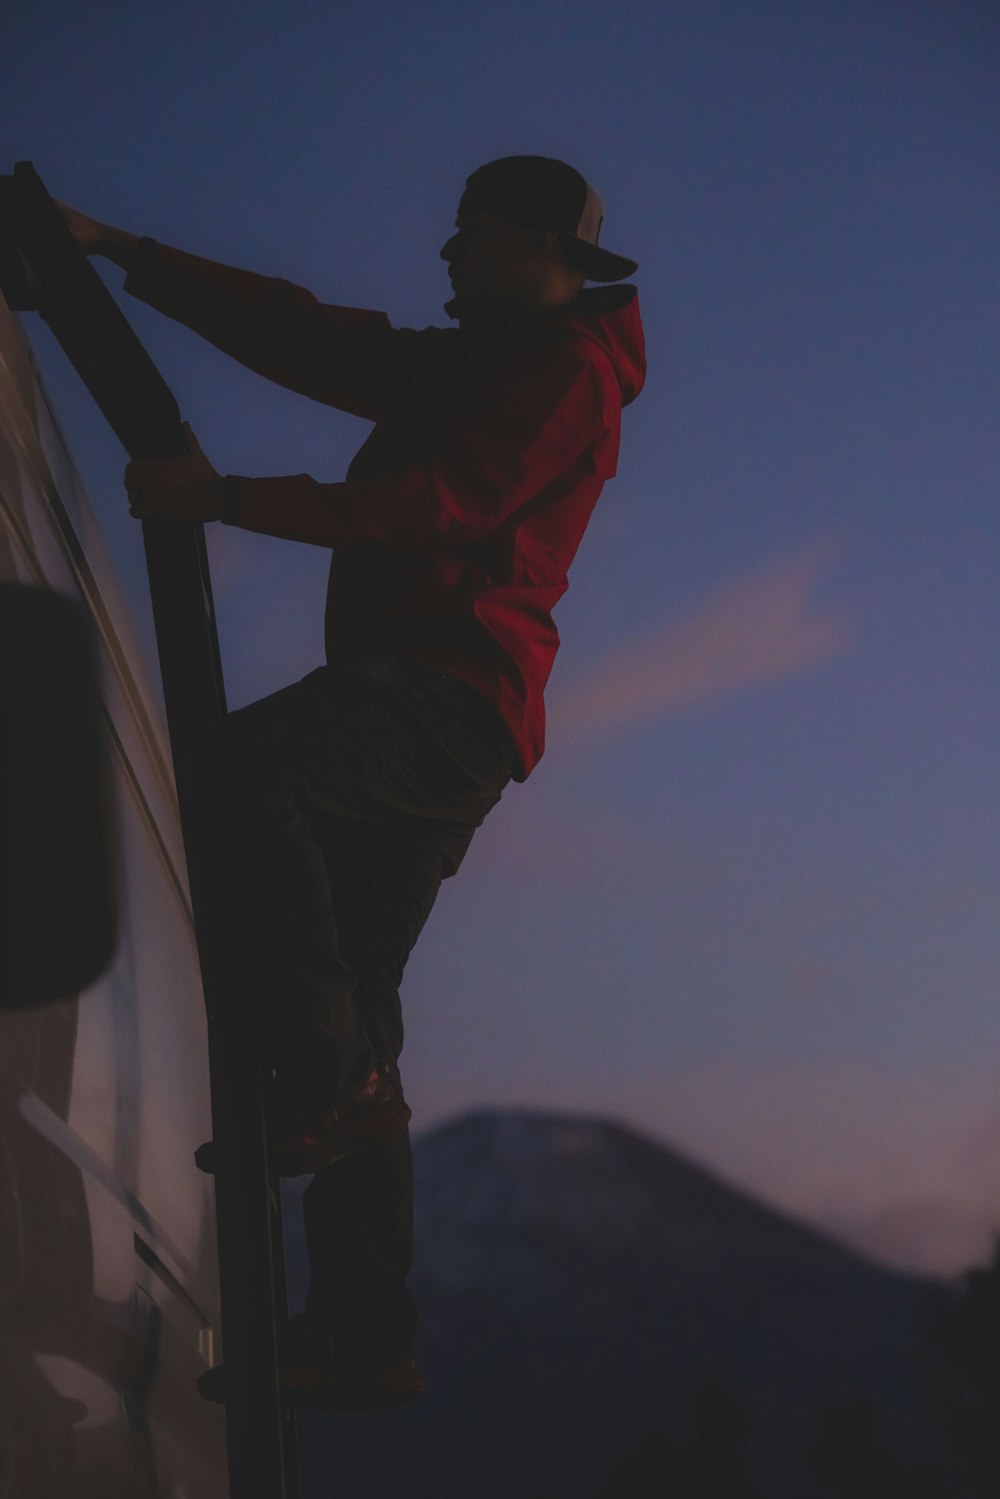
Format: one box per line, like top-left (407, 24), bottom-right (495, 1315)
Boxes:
top-left (184, 656), bottom-right (515, 1359)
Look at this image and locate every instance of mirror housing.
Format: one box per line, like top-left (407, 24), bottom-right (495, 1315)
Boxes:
top-left (0, 584), bottom-right (117, 1007)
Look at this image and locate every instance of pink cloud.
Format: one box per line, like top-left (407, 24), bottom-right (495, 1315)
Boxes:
top-left (549, 542), bottom-right (856, 750)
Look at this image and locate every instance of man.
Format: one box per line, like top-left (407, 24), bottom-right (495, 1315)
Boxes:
top-left (59, 155), bottom-right (645, 1408)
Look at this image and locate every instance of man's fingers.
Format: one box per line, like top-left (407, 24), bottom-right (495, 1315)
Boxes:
top-left (123, 475), bottom-right (224, 522)
top-left (125, 427), bottom-right (207, 489)
top-left (124, 458), bottom-right (188, 491)
top-left (123, 428), bottom-right (220, 522)
top-left (125, 460), bottom-right (154, 487)
top-left (52, 199), bottom-right (109, 254)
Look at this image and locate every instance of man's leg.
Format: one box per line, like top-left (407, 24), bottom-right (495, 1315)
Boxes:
top-left (296, 660), bottom-right (516, 1364)
top-left (182, 666), bottom-right (391, 1115)
top-left (297, 816), bottom-right (458, 1361)
top-left (185, 655), bottom-right (514, 1369)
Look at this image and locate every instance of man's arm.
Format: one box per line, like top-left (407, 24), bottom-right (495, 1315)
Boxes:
top-left (56, 201), bottom-right (441, 422)
top-left (219, 340), bottom-right (616, 546)
top-left (124, 338), bottom-right (619, 543)
top-left (55, 200), bottom-right (141, 270)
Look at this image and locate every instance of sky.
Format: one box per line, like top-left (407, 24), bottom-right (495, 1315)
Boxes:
top-left (3, 0), bottom-right (999, 1277)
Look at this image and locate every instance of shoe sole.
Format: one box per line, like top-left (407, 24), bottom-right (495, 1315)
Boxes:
top-left (282, 1359), bottom-right (427, 1411)
top-left (197, 1361), bottom-right (426, 1411)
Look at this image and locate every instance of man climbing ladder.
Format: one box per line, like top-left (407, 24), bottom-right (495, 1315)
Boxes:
top-left (58, 154), bottom-right (645, 1409)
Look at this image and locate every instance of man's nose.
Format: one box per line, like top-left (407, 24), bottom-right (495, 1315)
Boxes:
top-left (440, 233), bottom-right (458, 261)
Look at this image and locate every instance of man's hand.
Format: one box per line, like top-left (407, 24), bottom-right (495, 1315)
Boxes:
top-left (54, 199), bottom-right (141, 269)
top-left (53, 200), bottom-right (111, 254)
top-left (125, 422), bottom-right (225, 522)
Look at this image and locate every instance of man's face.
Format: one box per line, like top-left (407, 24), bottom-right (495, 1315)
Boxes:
top-left (440, 210), bottom-right (553, 308)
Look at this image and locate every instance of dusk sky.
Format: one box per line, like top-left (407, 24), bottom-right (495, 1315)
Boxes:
top-left (4, 0), bottom-right (999, 1277)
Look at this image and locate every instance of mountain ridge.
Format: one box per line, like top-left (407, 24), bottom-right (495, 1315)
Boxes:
top-left (412, 1105), bottom-right (940, 1286)
top-left (291, 1107), bottom-right (965, 1499)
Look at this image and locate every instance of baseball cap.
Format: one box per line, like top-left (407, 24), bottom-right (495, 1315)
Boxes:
top-left (457, 155), bottom-right (638, 283)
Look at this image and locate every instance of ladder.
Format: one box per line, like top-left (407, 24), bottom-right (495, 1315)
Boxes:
top-left (0, 160), bottom-right (299, 1499)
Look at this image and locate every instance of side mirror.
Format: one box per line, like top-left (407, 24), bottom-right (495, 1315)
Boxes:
top-left (0, 584), bottom-right (117, 1007)
top-left (0, 175), bottom-right (36, 311)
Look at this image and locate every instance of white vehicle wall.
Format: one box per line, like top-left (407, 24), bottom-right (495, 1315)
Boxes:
top-left (0, 289), bottom-right (227, 1498)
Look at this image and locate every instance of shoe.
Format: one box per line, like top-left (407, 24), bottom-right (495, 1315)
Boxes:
top-left (194, 1065), bottom-right (411, 1177)
top-left (270, 1065), bottom-right (411, 1176)
top-left (283, 1350), bottom-right (427, 1411)
top-left (196, 1316), bottom-right (426, 1411)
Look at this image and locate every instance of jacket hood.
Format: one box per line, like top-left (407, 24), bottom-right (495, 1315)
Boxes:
top-left (541, 283), bottom-right (646, 407)
top-left (455, 283), bottom-right (646, 408)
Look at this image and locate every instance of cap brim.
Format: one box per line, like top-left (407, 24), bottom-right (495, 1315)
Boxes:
top-left (565, 240), bottom-right (638, 282)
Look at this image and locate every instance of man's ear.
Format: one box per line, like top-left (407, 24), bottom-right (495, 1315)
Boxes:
top-left (533, 227), bottom-right (559, 258)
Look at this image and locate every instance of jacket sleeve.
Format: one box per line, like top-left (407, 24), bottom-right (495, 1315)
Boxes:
top-left (226, 339), bottom-right (616, 550)
top-left (124, 240), bottom-right (437, 422)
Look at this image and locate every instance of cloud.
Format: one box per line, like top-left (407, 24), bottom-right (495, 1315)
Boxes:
top-left (549, 542), bottom-right (856, 750)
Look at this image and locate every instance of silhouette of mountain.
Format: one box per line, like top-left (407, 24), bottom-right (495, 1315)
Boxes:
top-left (288, 1110), bottom-right (962, 1498)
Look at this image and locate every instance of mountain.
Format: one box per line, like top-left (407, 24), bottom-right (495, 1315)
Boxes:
top-left (288, 1110), bottom-right (964, 1498)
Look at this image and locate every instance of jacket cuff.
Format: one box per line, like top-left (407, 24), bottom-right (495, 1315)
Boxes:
top-left (220, 475), bottom-right (243, 525)
top-left (123, 236), bottom-right (159, 292)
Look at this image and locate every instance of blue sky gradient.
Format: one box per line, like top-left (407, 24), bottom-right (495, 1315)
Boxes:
top-left (5, 0), bottom-right (999, 1274)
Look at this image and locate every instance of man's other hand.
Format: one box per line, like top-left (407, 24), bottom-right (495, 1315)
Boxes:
top-left (125, 422), bottom-right (224, 522)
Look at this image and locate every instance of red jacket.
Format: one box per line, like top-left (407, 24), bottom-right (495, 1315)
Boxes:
top-left (125, 243), bottom-right (646, 779)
